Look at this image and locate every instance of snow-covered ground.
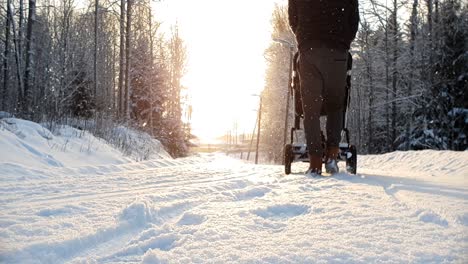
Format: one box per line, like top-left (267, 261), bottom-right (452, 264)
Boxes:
top-left (0, 119), bottom-right (467, 263)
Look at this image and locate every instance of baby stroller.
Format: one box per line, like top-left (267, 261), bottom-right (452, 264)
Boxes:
top-left (284, 53), bottom-right (357, 175)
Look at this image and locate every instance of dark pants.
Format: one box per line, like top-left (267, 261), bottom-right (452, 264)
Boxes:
top-left (298, 47), bottom-right (348, 157)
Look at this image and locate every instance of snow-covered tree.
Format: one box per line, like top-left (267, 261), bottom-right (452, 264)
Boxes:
top-left (261, 5), bottom-right (295, 164)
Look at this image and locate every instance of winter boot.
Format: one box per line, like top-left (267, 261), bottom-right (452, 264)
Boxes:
top-left (306, 154), bottom-right (322, 177)
top-left (325, 146), bottom-right (340, 174)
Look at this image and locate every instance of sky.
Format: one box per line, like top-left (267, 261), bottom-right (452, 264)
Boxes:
top-left (153, 0), bottom-right (286, 143)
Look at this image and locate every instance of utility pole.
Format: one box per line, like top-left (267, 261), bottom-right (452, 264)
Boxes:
top-left (234, 120), bottom-right (238, 146)
top-left (255, 96), bottom-right (263, 164)
top-left (228, 130), bottom-right (231, 152)
top-left (247, 114), bottom-right (258, 161)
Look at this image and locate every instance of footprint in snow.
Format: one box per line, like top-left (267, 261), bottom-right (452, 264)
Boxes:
top-left (177, 212), bottom-right (206, 226)
top-left (102, 233), bottom-right (179, 261)
top-left (252, 204), bottom-right (310, 220)
top-left (414, 209), bottom-right (449, 227)
top-left (37, 205), bottom-right (85, 217)
top-left (140, 234), bottom-right (178, 252)
top-left (233, 187), bottom-right (271, 201)
top-left (456, 213), bottom-right (468, 226)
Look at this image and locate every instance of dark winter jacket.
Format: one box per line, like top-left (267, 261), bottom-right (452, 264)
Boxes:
top-left (288, 0), bottom-right (360, 50)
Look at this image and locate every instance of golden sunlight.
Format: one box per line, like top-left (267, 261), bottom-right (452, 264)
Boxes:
top-left (154, 0), bottom-right (285, 143)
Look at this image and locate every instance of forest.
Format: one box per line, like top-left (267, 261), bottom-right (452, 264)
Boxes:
top-left (261, 0), bottom-right (467, 163)
top-left (0, 0), bottom-right (189, 157)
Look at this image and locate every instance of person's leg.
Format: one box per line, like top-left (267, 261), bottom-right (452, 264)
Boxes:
top-left (325, 109), bottom-right (343, 173)
top-left (298, 49), bottom-right (324, 172)
top-left (326, 110), bottom-right (344, 150)
top-left (323, 49), bottom-right (348, 169)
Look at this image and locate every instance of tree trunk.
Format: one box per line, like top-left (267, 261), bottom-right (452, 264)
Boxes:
top-left (23, 0), bottom-right (36, 117)
top-left (385, 20), bottom-right (390, 151)
top-left (148, 3), bottom-right (155, 136)
top-left (367, 65), bottom-right (374, 154)
top-left (17, 0), bottom-right (24, 110)
top-left (364, 28), bottom-right (374, 154)
top-left (2, 0), bottom-right (12, 111)
top-left (58, 1), bottom-right (71, 116)
top-left (124, 0), bottom-right (132, 119)
top-left (434, 0), bottom-right (439, 48)
top-left (406, 0), bottom-right (418, 150)
top-left (118, 0), bottom-right (125, 118)
top-left (11, 12), bottom-right (24, 105)
top-left (19, 0), bottom-right (24, 60)
top-left (426, 0), bottom-right (433, 83)
top-left (391, 0), bottom-right (398, 150)
top-left (39, 1), bottom-right (52, 114)
top-left (112, 39), bottom-right (117, 113)
top-left (94, 0), bottom-right (99, 107)
top-left (356, 81), bottom-right (362, 149)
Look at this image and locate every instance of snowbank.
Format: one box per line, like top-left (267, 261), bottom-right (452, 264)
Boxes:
top-left (358, 150), bottom-right (468, 186)
top-left (0, 117), bottom-right (170, 170)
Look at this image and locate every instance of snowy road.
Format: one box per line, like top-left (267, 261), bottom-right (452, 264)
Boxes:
top-left (1, 153), bottom-right (467, 263)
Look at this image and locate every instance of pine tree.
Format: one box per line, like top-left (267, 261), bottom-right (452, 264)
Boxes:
top-left (69, 70), bottom-right (95, 118)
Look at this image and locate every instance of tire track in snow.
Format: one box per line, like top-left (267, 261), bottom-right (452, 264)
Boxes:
top-left (0, 156), bottom-right (212, 202)
top-left (1, 162), bottom-right (276, 212)
top-left (2, 170), bottom-right (264, 210)
top-left (4, 200), bottom-right (200, 263)
top-left (333, 172), bottom-right (468, 228)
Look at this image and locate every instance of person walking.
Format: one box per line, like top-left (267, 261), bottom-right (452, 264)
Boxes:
top-left (288, 0), bottom-right (359, 176)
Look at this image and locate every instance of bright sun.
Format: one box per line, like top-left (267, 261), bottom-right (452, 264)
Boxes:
top-left (154, 0), bottom-right (284, 143)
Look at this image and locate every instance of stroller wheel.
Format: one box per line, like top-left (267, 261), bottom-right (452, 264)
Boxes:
top-left (284, 144), bottom-right (293, 175)
top-left (346, 145), bottom-right (357, 174)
